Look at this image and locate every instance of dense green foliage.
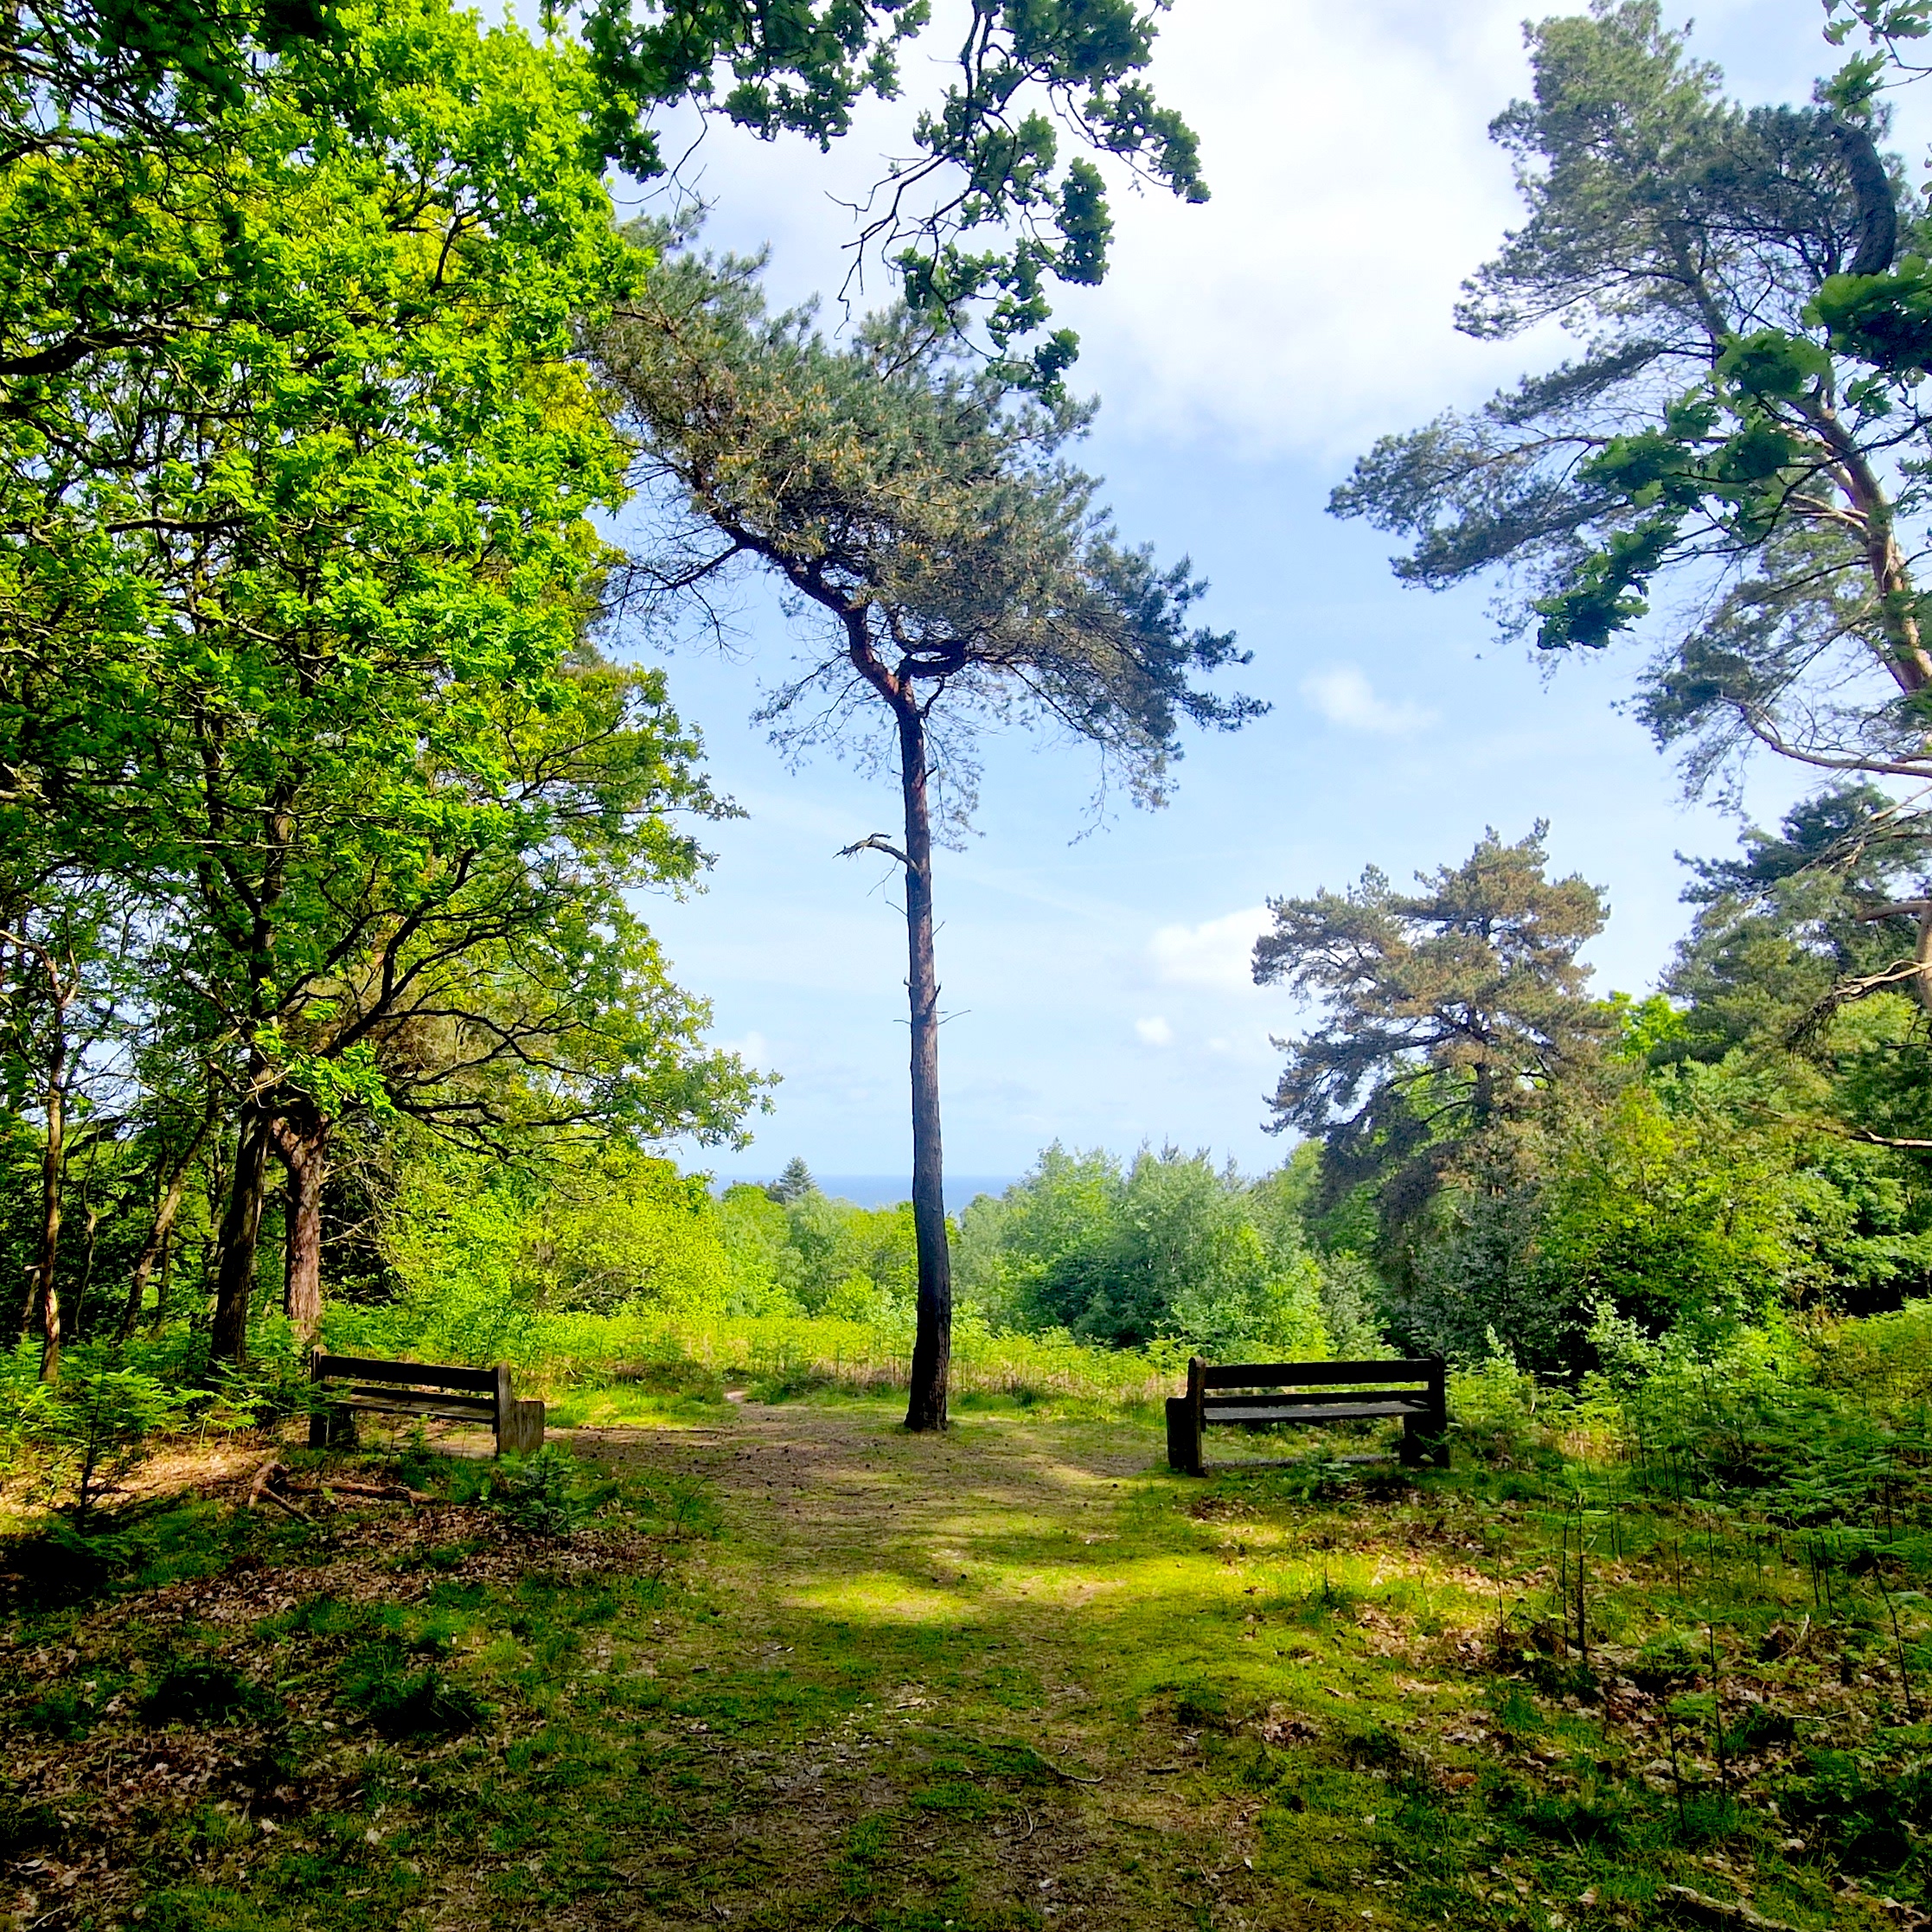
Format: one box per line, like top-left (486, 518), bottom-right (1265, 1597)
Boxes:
top-left (0, 0), bottom-right (1212, 1388)
top-left (310, 1144), bottom-right (1344, 1366)
top-left (952, 1145), bottom-right (1329, 1354)
top-left (1257, 810), bottom-right (1932, 1374)
top-left (0, 0), bottom-right (777, 1383)
top-left (10, 1), bottom-right (1932, 1922)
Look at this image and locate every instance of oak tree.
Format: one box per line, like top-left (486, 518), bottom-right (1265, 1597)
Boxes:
top-left (3, 3), bottom-right (758, 1364)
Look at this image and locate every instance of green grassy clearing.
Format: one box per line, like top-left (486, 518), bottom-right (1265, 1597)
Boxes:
top-left (2, 1381), bottom-right (1927, 1931)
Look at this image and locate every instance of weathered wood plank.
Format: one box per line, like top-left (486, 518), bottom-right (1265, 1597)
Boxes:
top-left (1205, 1401), bottom-right (1424, 1425)
top-left (1206, 1391), bottom-right (1437, 1422)
top-left (331, 1391), bottom-right (496, 1420)
top-left (311, 1353), bottom-right (497, 1393)
top-left (1199, 1359), bottom-right (1438, 1390)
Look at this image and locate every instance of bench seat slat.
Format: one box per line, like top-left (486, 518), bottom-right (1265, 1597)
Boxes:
top-left (331, 1391), bottom-right (496, 1421)
top-left (312, 1353), bottom-right (498, 1393)
top-left (1206, 1401), bottom-right (1426, 1425)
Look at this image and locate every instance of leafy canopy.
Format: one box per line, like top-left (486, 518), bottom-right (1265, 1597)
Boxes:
top-left (571, 0), bottom-right (1206, 385)
top-left (1329, 0), bottom-right (1932, 800)
top-left (4, 0), bottom-right (760, 1163)
top-left (3, 0), bottom-right (1206, 391)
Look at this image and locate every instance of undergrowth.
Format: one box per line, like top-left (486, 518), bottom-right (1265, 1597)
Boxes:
top-left (3, 1310), bottom-right (1929, 1929)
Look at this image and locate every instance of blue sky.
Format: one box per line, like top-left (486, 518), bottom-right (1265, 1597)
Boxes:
top-left (621, 0), bottom-right (1902, 1183)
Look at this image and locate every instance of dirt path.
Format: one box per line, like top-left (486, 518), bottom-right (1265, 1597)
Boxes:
top-left (580, 1399), bottom-right (1155, 1626)
top-left (567, 1400), bottom-right (1353, 1931)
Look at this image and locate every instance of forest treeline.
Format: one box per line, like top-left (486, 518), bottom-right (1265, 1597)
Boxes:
top-left (0, 0), bottom-right (1215, 1419)
top-left (15, 0), bottom-right (1932, 1433)
top-left (206, 803), bottom-right (1932, 1388)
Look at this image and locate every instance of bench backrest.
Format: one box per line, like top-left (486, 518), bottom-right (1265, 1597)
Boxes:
top-left (1195, 1358), bottom-right (1442, 1391)
top-left (310, 1353), bottom-right (509, 1430)
top-left (312, 1353), bottom-right (498, 1394)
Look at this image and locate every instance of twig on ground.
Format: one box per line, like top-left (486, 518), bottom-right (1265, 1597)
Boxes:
top-left (255, 1484), bottom-right (310, 1523)
top-left (246, 1460), bottom-right (288, 1511)
top-left (307, 1478), bottom-right (434, 1504)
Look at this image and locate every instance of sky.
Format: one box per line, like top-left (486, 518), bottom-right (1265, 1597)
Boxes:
top-left (614, 0), bottom-right (1910, 1186)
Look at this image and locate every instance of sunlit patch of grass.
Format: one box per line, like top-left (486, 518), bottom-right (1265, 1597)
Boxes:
top-left (8, 1387), bottom-right (1930, 1930)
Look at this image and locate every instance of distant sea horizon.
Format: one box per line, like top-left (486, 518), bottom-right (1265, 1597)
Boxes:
top-left (715, 1174), bottom-right (1019, 1211)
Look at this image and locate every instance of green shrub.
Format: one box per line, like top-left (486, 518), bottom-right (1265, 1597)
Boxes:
top-left (140, 1659), bottom-right (274, 1726)
top-left (468, 1445), bottom-right (600, 1537)
top-left (341, 1654), bottom-right (489, 1738)
top-left (1, 1340), bottom-right (192, 1518)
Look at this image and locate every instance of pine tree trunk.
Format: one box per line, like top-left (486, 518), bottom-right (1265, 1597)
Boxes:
top-left (208, 1106), bottom-right (272, 1366)
top-left (896, 700), bottom-right (952, 1432)
top-left (269, 1112), bottom-right (328, 1345)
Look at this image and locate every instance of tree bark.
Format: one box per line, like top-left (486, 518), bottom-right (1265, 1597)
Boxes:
top-left (152, 1221), bottom-right (174, 1330)
top-left (74, 1190), bottom-right (101, 1332)
top-left (31, 1010), bottom-right (65, 1380)
top-left (894, 698), bottom-right (952, 1431)
top-left (6, 927), bottom-right (75, 1379)
top-left (208, 1104), bottom-right (272, 1366)
top-left (119, 1094), bottom-right (218, 1340)
top-left (267, 1109), bottom-right (328, 1345)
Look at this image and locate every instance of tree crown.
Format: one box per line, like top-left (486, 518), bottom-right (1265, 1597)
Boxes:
top-left (595, 246), bottom-right (1258, 825)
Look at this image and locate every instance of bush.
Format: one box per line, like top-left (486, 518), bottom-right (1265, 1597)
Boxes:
top-left (140, 1659), bottom-right (275, 1726)
top-left (1, 1340), bottom-right (193, 1519)
top-left (341, 1652), bottom-right (489, 1738)
top-left (468, 1445), bottom-right (600, 1537)
top-left (963, 1145), bottom-right (1331, 1355)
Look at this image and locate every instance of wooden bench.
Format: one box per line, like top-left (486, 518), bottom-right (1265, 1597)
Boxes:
top-left (309, 1353), bottom-right (546, 1456)
top-left (1166, 1355), bottom-right (1448, 1475)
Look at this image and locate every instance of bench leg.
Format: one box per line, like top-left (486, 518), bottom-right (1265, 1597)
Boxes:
top-left (1402, 1414), bottom-right (1449, 1469)
top-left (1165, 1396), bottom-right (1205, 1476)
top-left (310, 1404), bottom-right (357, 1450)
top-left (496, 1398), bottom-right (546, 1458)
top-left (1165, 1397), bottom-right (1189, 1474)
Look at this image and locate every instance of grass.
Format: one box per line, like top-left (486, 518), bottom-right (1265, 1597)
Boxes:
top-left (2, 1369), bottom-right (1928, 1930)
top-left (321, 1306), bottom-right (1199, 1410)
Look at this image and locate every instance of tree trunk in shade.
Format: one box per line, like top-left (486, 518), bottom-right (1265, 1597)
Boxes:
top-left (894, 697), bottom-right (951, 1432)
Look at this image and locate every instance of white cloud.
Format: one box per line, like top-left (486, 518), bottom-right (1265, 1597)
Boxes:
top-left (633, 2), bottom-right (1544, 462)
top-left (1135, 1015), bottom-right (1175, 1047)
top-left (1301, 667), bottom-right (1436, 735)
top-left (1149, 906), bottom-right (1272, 992)
top-left (1046, 0), bottom-right (1546, 457)
top-left (721, 1030), bottom-right (771, 1067)
top-left (618, 4), bottom-right (1871, 466)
